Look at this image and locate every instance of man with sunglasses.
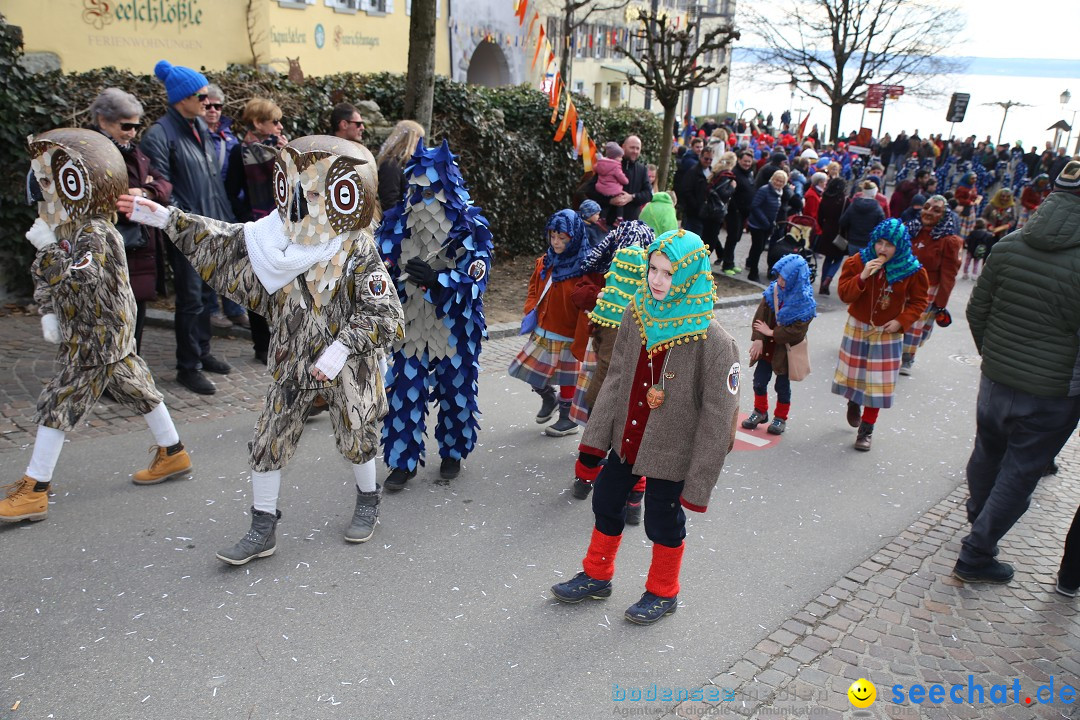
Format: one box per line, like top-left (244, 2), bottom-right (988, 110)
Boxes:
top-left (203, 84), bottom-right (250, 331)
top-left (330, 103), bottom-right (365, 143)
top-left (141, 60), bottom-right (235, 396)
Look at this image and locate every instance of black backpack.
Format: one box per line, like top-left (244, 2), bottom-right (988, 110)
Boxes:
top-left (703, 177), bottom-right (734, 223)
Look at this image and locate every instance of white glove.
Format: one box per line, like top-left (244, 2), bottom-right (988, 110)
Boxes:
top-left (41, 314), bottom-right (61, 344)
top-left (313, 340), bottom-right (349, 381)
top-left (26, 219), bottom-right (57, 251)
top-left (129, 196), bottom-right (171, 229)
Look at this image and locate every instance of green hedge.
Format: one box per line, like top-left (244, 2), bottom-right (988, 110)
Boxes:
top-left (0, 14), bottom-right (662, 297)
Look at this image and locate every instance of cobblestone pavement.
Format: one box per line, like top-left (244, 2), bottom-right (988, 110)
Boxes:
top-left (0, 314), bottom-right (526, 453)
top-left (661, 442), bottom-right (1080, 720)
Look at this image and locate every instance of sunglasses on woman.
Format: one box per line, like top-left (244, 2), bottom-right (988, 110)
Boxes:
top-left (206, 103), bottom-right (224, 111)
top-left (120, 122), bottom-right (143, 131)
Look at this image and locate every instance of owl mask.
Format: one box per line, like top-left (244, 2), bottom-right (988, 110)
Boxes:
top-left (28, 128), bottom-right (127, 230)
top-left (271, 135), bottom-right (377, 308)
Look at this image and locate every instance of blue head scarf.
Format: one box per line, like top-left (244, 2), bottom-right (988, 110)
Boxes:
top-left (860, 219), bottom-right (922, 284)
top-left (541, 209), bottom-right (589, 282)
top-left (763, 254), bottom-right (816, 325)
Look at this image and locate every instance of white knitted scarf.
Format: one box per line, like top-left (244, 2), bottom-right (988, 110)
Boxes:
top-left (244, 212), bottom-right (344, 294)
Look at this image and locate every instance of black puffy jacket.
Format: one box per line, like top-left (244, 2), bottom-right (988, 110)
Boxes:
top-left (966, 191), bottom-right (1080, 397)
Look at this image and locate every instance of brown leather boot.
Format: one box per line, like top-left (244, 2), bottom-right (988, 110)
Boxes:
top-left (0, 476), bottom-right (49, 522)
top-left (854, 422), bottom-right (874, 451)
top-left (133, 444), bottom-right (193, 485)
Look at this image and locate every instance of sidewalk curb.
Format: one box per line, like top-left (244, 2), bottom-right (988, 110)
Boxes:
top-left (144, 293), bottom-right (765, 345)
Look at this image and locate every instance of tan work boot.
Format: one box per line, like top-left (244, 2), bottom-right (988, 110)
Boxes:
top-left (133, 444), bottom-right (193, 485)
top-left (0, 476), bottom-right (49, 522)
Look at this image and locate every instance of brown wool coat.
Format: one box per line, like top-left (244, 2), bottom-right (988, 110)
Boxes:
top-left (582, 307), bottom-right (741, 511)
top-left (749, 298), bottom-right (810, 375)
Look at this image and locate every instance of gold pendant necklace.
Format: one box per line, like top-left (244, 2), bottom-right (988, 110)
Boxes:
top-left (646, 352), bottom-right (671, 409)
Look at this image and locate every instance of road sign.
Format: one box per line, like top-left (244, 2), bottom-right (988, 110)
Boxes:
top-left (866, 84), bottom-right (905, 109)
top-left (733, 415), bottom-right (783, 451)
top-left (946, 92), bottom-right (971, 123)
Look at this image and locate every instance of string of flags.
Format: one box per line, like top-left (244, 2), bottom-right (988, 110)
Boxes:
top-left (512, 0), bottom-right (610, 173)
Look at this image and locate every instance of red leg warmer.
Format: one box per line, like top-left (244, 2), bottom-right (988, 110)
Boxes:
top-left (631, 476), bottom-right (646, 493)
top-left (754, 393), bottom-right (768, 413)
top-left (582, 527), bottom-right (622, 581)
top-left (861, 406), bottom-right (880, 424)
top-left (645, 542), bottom-right (684, 598)
top-left (774, 402), bottom-right (790, 420)
top-left (574, 458), bottom-right (602, 484)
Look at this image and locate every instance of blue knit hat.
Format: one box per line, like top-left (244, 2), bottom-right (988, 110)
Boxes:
top-left (154, 60), bottom-right (208, 105)
top-left (578, 199), bottom-right (601, 219)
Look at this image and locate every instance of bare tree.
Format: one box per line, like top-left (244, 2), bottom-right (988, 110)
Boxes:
top-left (551, 0), bottom-right (631, 92)
top-left (404, 0), bottom-right (438, 133)
top-left (743, 0), bottom-right (967, 142)
top-left (616, 9), bottom-right (739, 188)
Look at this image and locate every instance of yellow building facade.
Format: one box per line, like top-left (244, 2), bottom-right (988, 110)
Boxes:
top-left (5, 0), bottom-right (451, 78)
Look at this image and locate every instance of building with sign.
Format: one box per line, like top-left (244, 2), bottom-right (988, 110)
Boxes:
top-left (6, 0), bottom-right (734, 119)
top-left (5, 0), bottom-right (451, 78)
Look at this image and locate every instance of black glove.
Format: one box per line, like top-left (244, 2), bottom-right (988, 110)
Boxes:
top-left (404, 257), bottom-right (439, 288)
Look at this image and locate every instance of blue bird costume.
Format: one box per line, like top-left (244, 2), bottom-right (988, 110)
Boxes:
top-left (376, 140), bottom-right (493, 475)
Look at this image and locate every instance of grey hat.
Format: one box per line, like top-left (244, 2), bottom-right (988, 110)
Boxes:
top-left (1056, 160), bottom-right (1080, 190)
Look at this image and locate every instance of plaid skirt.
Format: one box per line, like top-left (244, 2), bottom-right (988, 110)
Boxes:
top-left (901, 284), bottom-right (939, 358)
top-left (957, 207), bottom-right (978, 238)
top-left (508, 333), bottom-right (581, 389)
top-left (1017, 206), bottom-right (1035, 230)
top-left (569, 340), bottom-right (598, 426)
top-left (831, 316), bottom-right (903, 408)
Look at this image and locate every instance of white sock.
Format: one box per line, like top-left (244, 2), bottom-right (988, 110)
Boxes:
top-left (144, 403), bottom-right (180, 447)
top-left (353, 460), bottom-right (377, 493)
top-left (252, 469), bottom-right (282, 513)
top-left (25, 425), bottom-right (66, 483)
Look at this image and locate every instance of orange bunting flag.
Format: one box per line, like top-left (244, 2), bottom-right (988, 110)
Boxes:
top-left (548, 75), bottom-right (562, 108)
top-left (531, 25), bottom-right (546, 70)
top-left (528, 11), bottom-right (539, 40)
top-left (545, 49), bottom-right (556, 73)
top-left (554, 98), bottom-right (578, 143)
top-left (515, 0), bottom-right (528, 26)
top-left (582, 137), bottom-right (597, 173)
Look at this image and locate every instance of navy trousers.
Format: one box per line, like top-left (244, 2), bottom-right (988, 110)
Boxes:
top-left (592, 451), bottom-right (686, 548)
top-left (960, 375), bottom-right (1080, 566)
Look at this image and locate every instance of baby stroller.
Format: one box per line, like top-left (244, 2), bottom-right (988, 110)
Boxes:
top-left (767, 215), bottom-right (818, 283)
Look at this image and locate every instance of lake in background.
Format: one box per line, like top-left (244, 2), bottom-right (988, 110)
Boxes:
top-left (726, 53), bottom-right (1080, 151)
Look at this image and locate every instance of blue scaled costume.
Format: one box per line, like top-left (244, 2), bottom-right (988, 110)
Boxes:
top-left (376, 140), bottom-right (493, 482)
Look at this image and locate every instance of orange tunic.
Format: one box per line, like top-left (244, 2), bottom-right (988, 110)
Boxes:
top-left (837, 254), bottom-right (929, 331)
top-left (523, 256), bottom-right (584, 339)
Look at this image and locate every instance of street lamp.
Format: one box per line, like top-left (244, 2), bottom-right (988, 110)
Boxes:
top-left (1061, 89), bottom-right (1076, 153)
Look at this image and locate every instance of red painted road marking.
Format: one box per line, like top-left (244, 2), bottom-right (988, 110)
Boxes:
top-left (733, 413), bottom-right (783, 451)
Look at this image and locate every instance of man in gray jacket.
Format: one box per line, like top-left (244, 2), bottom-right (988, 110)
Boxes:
top-left (957, 161), bottom-right (1080, 584)
top-left (141, 60), bottom-right (235, 395)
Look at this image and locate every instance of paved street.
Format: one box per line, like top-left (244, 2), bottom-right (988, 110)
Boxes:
top-left (1, 279), bottom-right (1077, 720)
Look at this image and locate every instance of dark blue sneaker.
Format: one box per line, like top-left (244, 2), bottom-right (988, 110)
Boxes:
top-left (551, 571), bottom-right (612, 603)
top-left (624, 592), bottom-right (678, 625)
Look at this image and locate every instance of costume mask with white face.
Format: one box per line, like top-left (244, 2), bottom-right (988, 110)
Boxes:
top-left (28, 128), bottom-right (127, 231)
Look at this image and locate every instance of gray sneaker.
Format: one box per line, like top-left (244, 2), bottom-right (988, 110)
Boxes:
top-left (344, 487), bottom-right (380, 543)
top-left (216, 508), bottom-right (280, 566)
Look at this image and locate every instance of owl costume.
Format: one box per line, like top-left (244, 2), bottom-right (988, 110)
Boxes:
top-left (127, 135), bottom-right (405, 565)
top-left (0, 129), bottom-right (190, 525)
top-left (376, 141), bottom-right (492, 489)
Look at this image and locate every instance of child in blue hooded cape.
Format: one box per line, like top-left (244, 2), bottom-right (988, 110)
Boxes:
top-left (742, 254), bottom-right (816, 435)
top-left (508, 209), bottom-right (592, 436)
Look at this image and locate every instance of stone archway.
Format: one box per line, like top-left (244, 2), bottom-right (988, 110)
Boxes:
top-left (466, 40), bottom-right (510, 88)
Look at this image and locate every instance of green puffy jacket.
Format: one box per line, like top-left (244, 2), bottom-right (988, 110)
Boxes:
top-left (638, 192), bottom-right (679, 236)
top-left (966, 191), bottom-right (1080, 397)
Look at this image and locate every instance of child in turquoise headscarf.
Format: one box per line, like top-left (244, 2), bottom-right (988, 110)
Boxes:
top-left (551, 229), bottom-right (742, 626)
